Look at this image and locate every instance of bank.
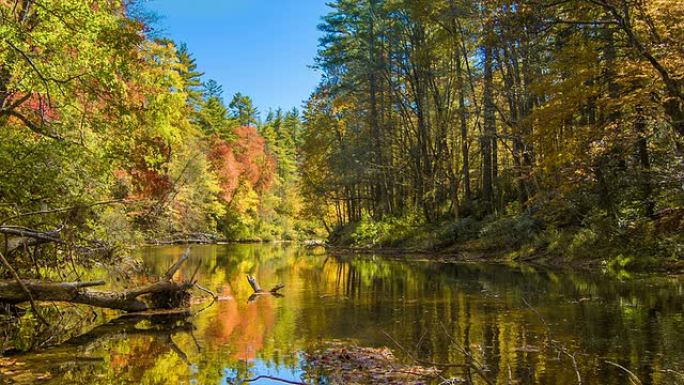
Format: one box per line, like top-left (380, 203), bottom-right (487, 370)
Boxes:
top-left (325, 209), bottom-right (684, 274)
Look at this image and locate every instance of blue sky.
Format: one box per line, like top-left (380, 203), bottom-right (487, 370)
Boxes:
top-left (147, 0), bottom-right (329, 116)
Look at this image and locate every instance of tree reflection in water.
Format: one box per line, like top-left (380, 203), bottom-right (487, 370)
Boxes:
top-left (5, 244), bottom-right (684, 385)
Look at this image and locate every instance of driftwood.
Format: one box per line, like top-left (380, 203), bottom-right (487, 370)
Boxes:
top-left (246, 275), bottom-right (284, 303)
top-left (0, 248), bottom-right (195, 312)
top-left (246, 275), bottom-right (284, 294)
top-left (0, 226), bottom-right (65, 254)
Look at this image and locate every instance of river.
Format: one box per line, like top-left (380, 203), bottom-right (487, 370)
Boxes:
top-left (5, 244), bottom-right (684, 384)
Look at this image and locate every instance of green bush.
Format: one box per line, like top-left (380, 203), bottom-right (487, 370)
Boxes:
top-left (437, 217), bottom-right (482, 246)
top-left (331, 214), bottom-right (426, 247)
top-left (478, 214), bottom-right (540, 250)
top-left (567, 227), bottom-right (600, 259)
top-left (349, 215), bottom-right (382, 246)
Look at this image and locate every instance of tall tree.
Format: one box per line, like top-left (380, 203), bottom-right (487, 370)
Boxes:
top-left (229, 92), bottom-right (259, 127)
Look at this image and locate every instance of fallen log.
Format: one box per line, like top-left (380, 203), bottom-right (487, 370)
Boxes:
top-left (246, 275), bottom-right (263, 293)
top-left (0, 248), bottom-right (195, 312)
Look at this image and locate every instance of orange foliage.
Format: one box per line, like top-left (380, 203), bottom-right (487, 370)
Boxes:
top-left (203, 284), bottom-right (240, 347)
top-left (126, 137), bottom-right (173, 200)
top-left (201, 283), bottom-right (277, 361)
top-left (208, 139), bottom-right (241, 203)
top-left (208, 126), bottom-right (276, 203)
top-left (6, 92), bottom-right (59, 124)
top-left (230, 297), bottom-right (276, 361)
top-left (232, 126), bottom-right (276, 193)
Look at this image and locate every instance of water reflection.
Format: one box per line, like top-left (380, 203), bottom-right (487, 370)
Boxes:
top-left (9, 244), bottom-right (684, 384)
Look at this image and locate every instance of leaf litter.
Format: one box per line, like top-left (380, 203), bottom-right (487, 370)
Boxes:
top-left (305, 341), bottom-right (442, 385)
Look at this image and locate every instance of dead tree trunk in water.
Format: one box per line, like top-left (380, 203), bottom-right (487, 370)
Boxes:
top-left (247, 275), bottom-right (284, 294)
top-left (246, 275), bottom-right (284, 303)
top-left (0, 248), bottom-right (195, 312)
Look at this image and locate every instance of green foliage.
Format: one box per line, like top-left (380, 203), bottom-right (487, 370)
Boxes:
top-left (437, 217), bottom-right (483, 246)
top-left (229, 92), bottom-right (259, 127)
top-left (333, 214), bottom-right (426, 248)
top-left (478, 215), bottom-right (540, 251)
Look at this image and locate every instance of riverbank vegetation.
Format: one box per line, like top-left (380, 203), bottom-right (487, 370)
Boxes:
top-left (300, 0), bottom-right (684, 269)
top-left (1, 0), bottom-right (684, 378)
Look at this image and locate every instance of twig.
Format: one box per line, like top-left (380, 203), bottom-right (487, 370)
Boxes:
top-left (193, 283), bottom-right (218, 314)
top-left (194, 283), bottom-right (217, 300)
top-left (166, 335), bottom-right (190, 365)
top-left (606, 361), bottom-right (642, 385)
top-left (381, 330), bottom-right (447, 383)
top-left (438, 322), bottom-right (494, 385)
top-left (381, 330), bottom-right (419, 365)
top-left (660, 369), bottom-right (684, 381)
top-left (189, 260), bottom-right (201, 284)
top-left (0, 226), bottom-right (64, 246)
top-left (522, 297), bottom-right (583, 385)
top-left (0, 199), bottom-right (129, 225)
top-left (190, 330), bottom-right (202, 353)
top-left (239, 375), bottom-right (306, 385)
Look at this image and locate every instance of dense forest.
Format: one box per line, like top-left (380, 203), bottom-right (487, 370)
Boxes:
top-left (301, 0), bottom-right (684, 269)
top-left (1, 0), bottom-right (684, 276)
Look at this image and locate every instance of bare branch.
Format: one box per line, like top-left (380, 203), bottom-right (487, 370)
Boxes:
top-left (164, 247), bottom-right (191, 280)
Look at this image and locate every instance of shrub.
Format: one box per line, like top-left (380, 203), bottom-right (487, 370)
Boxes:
top-left (478, 214), bottom-right (541, 250)
top-left (437, 217), bottom-right (483, 246)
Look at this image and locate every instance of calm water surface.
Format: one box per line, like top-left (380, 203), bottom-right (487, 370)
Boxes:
top-left (12, 244), bottom-right (684, 384)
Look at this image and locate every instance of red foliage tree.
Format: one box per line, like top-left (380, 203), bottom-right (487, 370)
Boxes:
top-left (208, 126), bottom-right (276, 204)
top-left (208, 138), bottom-right (241, 203)
top-left (232, 126), bottom-right (276, 193)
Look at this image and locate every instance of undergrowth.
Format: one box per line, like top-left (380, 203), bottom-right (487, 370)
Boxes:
top-left (329, 203), bottom-right (684, 271)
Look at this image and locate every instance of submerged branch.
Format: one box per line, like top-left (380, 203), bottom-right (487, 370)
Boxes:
top-left (238, 376), bottom-right (306, 385)
top-left (246, 275), bottom-right (285, 303)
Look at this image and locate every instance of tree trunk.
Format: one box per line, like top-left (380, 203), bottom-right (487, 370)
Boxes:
top-left (482, 44), bottom-right (495, 211)
top-left (458, 57), bottom-right (471, 202)
top-left (635, 105), bottom-right (654, 216)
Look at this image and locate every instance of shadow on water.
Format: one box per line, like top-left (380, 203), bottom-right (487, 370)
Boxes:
top-left (4, 243), bottom-right (684, 384)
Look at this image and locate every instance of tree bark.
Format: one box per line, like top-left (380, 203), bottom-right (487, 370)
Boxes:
top-left (482, 44), bottom-right (495, 211)
top-left (457, 56), bottom-right (471, 201)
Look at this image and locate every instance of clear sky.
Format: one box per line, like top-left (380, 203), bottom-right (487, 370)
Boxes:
top-left (147, 0), bottom-right (329, 116)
